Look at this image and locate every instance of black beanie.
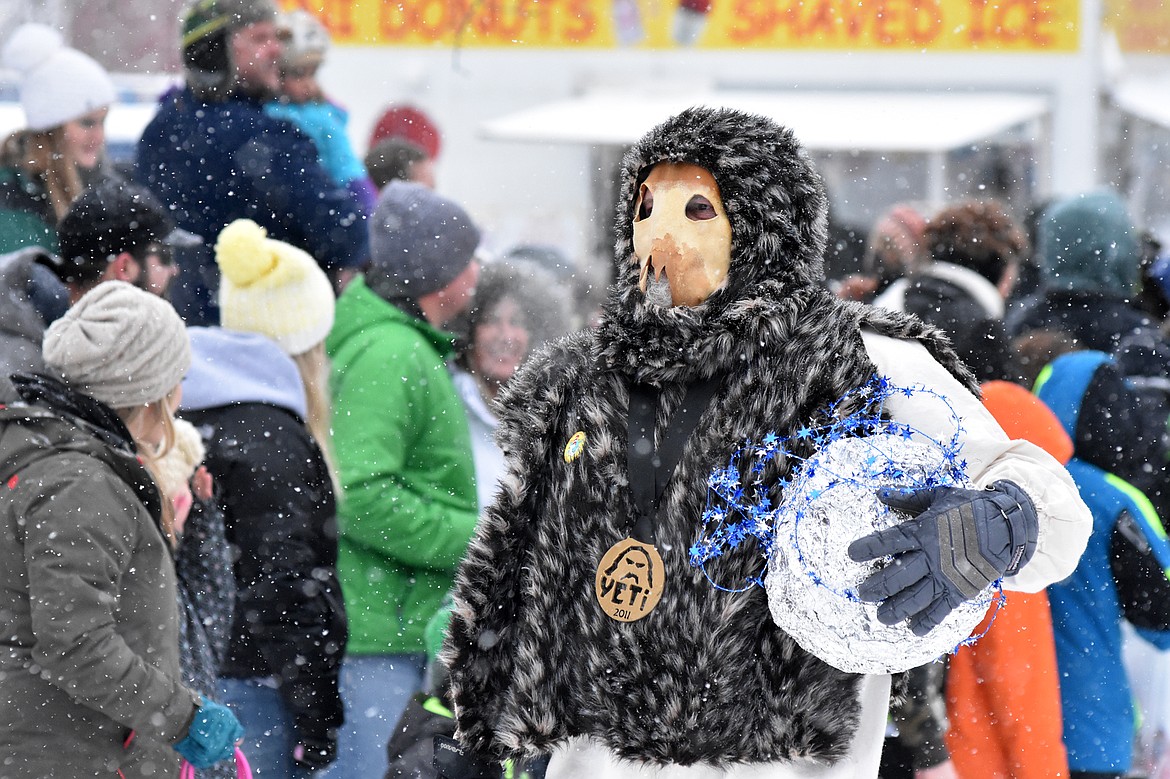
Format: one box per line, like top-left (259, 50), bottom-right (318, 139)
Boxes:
top-left (55, 181), bottom-right (178, 285)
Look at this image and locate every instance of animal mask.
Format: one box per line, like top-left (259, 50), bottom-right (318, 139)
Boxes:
top-left (632, 162), bottom-right (731, 307)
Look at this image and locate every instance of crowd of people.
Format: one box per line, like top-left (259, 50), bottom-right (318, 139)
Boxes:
top-left (0, 2), bottom-right (1165, 779)
top-left (834, 194), bottom-right (1170, 779)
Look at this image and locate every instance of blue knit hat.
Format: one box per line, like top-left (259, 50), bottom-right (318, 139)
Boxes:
top-left (1036, 190), bottom-right (1140, 297)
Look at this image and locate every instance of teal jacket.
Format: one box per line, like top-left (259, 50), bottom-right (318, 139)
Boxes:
top-left (0, 166), bottom-right (57, 255)
top-left (326, 277), bottom-right (478, 655)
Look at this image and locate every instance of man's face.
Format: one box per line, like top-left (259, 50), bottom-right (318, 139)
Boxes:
top-left (231, 21), bottom-right (283, 95)
top-left (141, 243), bottom-right (179, 297)
top-left (632, 162), bottom-right (732, 307)
top-left (98, 244), bottom-right (177, 297)
top-left (427, 259), bottom-right (480, 328)
top-left (409, 157), bottom-right (437, 189)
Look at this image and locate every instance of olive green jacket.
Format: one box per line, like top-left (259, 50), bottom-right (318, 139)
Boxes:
top-left (0, 402), bottom-right (199, 778)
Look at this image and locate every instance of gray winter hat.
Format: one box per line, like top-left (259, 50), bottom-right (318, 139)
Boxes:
top-left (366, 181), bottom-right (481, 301)
top-left (43, 281), bottom-right (191, 408)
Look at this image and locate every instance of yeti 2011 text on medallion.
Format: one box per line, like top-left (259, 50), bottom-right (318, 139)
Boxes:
top-left (595, 537), bottom-right (665, 622)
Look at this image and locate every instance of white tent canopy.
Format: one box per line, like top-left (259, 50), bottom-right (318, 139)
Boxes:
top-left (1109, 74), bottom-right (1170, 240)
top-left (480, 89), bottom-right (1050, 154)
top-left (483, 88), bottom-right (1050, 214)
top-left (1113, 74), bottom-right (1170, 130)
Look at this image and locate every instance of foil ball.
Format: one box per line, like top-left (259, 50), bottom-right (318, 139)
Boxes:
top-left (765, 433), bottom-right (995, 674)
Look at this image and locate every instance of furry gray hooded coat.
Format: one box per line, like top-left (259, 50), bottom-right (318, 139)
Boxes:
top-left (444, 107), bottom-right (1087, 774)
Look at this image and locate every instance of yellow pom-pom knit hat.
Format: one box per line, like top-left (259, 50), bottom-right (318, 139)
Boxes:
top-left (214, 219), bottom-right (335, 356)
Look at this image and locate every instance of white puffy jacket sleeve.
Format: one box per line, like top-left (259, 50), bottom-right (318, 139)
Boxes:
top-left (863, 330), bottom-right (1091, 592)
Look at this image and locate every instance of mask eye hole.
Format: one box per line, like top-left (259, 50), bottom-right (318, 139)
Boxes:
top-left (686, 195), bottom-right (717, 221)
top-left (635, 184), bottom-right (653, 221)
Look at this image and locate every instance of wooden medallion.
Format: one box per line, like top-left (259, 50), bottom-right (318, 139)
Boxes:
top-left (595, 537), bottom-right (665, 622)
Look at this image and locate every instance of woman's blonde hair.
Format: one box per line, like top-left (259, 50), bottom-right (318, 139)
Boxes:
top-left (115, 386), bottom-right (181, 546)
top-left (1, 127), bottom-right (83, 221)
top-left (292, 342), bottom-right (338, 491)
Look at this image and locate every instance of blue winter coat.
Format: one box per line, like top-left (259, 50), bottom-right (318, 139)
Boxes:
top-left (136, 87), bottom-right (368, 324)
top-left (1035, 350), bottom-right (1170, 774)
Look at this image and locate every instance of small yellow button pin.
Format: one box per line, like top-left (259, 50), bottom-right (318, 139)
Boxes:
top-left (563, 431), bottom-right (586, 463)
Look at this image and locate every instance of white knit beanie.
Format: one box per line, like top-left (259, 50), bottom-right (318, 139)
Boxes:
top-left (1, 24), bottom-right (117, 131)
top-left (215, 219), bottom-right (335, 356)
top-left (43, 282), bottom-right (191, 409)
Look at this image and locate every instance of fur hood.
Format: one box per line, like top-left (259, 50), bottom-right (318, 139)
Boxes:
top-left (598, 107), bottom-right (828, 384)
top-left (596, 106), bottom-right (967, 387)
top-left (611, 107), bottom-right (828, 307)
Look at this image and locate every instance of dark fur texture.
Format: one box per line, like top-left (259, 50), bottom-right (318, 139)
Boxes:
top-left (444, 107), bottom-right (975, 768)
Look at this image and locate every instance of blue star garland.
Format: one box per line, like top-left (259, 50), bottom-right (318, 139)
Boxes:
top-left (691, 373), bottom-right (982, 594)
top-left (689, 373), bottom-right (1009, 657)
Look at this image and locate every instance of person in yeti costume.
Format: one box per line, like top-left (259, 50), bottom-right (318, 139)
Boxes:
top-left (443, 107), bottom-right (1090, 778)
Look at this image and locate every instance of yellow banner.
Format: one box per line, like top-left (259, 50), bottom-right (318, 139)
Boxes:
top-left (1106, 0), bottom-right (1170, 53)
top-left (286, 0), bottom-right (1078, 51)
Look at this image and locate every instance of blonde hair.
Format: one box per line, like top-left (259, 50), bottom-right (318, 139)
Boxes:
top-left (292, 343), bottom-right (338, 491)
top-left (1, 127), bottom-right (83, 220)
top-left (154, 418), bottom-right (206, 499)
top-left (115, 386), bottom-right (181, 546)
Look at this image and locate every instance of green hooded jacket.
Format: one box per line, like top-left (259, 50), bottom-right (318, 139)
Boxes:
top-left (327, 277), bottom-right (478, 655)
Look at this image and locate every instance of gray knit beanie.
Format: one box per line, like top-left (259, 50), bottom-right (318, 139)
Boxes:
top-left (43, 282), bottom-right (191, 409)
top-left (367, 181), bottom-right (481, 301)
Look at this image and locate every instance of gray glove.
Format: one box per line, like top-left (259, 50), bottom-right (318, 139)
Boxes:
top-left (847, 480), bottom-right (1039, 636)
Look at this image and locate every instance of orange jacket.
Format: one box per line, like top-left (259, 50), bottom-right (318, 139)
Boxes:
top-left (945, 381), bottom-right (1070, 779)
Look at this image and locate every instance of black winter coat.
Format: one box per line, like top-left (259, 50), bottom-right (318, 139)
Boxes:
top-left (1006, 288), bottom-right (1154, 353)
top-left (900, 275), bottom-right (1016, 383)
top-left (182, 402), bottom-right (347, 746)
